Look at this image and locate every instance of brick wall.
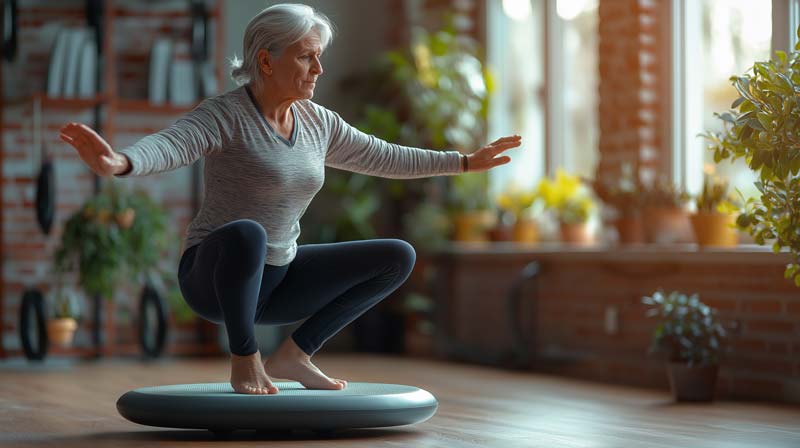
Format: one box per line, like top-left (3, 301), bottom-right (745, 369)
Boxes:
top-left (1, 0), bottom-right (213, 356)
top-left (596, 0), bottom-right (668, 187)
top-left (434, 247), bottom-right (800, 404)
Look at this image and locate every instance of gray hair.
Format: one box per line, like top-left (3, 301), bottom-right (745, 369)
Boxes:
top-left (230, 3), bottom-right (334, 89)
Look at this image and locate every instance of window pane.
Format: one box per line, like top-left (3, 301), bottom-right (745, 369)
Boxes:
top-left (487, 0), bottom-right (545, 194)
top-left (698, 0), bottom-right (771, 197)
top-left (558, 0), bottom-right (599, 180)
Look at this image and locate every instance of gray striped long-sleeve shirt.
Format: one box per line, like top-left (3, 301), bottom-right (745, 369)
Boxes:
top-left (116, 86), bottom-right (464, 265)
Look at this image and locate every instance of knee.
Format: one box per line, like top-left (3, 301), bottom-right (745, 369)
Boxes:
top-left (386, 239), bottom-right (416, 274)
top-left (223, 219), bottom-right (267, 251)
top-left (216, 220), bottom-right (267, 269)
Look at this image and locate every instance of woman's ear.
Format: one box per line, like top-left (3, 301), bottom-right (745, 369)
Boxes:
top-left (257, 49), bottom-right (273, 76)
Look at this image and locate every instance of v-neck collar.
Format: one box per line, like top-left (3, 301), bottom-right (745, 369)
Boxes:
top-left (244, 86), bottom-right (298, 147)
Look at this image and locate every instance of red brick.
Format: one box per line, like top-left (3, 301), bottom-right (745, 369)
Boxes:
top-left (743, 300), bottom-right (783, 314)
top-left (746, 320), bottom-right (796, 335)
top-left (787, 303), bottom-right (800, 316)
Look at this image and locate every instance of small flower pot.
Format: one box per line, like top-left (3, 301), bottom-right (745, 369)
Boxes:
top-left (613, 215), bottom-right (645, 244)
top-left (667, 362), bottom-right (719, 402)
top-left (642, 206), bottom-right (694, 244)
top-left (452, 211), bottom-right (492, 242)
top-left (47, 317), bottom-right (78, 347)
top-left (690, 212), bottom-right (738, 248)
top-left (512, 218), bottom-right (539, 243)
top-left (559, 222), bottom-right (593, 245)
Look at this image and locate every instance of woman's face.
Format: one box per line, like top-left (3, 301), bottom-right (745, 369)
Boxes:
top-left (265, 31), bottom-right (324, 100)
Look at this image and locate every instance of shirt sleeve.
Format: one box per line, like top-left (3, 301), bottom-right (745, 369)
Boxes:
top-left (114, 99), bottom-right (225, 177)
top-left (321, 106), bottom-right (463, 179)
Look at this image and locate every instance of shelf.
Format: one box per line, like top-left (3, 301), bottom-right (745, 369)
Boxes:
top-left (113, 6), bottom-right (221, 19)
top-left (3, 93), bottom-right (105, 110)
top-left (114, 99), bottom-right (199, 114)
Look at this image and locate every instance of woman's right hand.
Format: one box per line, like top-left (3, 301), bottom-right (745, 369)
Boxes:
top-left (59, 122), bottom-right (130, 177)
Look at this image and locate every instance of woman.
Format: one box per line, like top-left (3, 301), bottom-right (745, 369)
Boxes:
top-left (59, 4), bottom-right (521, 395)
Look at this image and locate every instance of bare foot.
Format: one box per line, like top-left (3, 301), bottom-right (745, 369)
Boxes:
top-left (264, 338), bottom-right (347, 390)
top-left (230, 351), bottom-right (279, 395)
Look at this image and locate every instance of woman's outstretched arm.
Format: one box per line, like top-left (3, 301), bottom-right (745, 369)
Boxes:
top-left (60, 99), bottom-right (226, 177)
top-left (321, 104), bottom-right (521, 178)
top-left (60, 123), bottom-right (131, 177)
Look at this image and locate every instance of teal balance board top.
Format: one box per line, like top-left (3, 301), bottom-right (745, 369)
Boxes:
top-left (117, 381), bottom-right (438, 432)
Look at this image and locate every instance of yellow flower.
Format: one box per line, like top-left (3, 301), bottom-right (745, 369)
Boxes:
top-left (536, 170), bottom-right (595, 224)
top-left (413, 43), bottom-right (436, 88)
top-left (495, 184), bottom-right (538, 218)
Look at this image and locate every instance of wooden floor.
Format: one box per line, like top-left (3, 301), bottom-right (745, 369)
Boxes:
top-left (1, 354), bottom-right (799, 447)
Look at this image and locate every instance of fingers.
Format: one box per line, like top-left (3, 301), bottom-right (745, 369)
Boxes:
top-left (492, 156), bottom-right (511, 167)
top-left (491, 139), bottom-right (522, 153)
top-left (490, 135), bottom-right (521, 145)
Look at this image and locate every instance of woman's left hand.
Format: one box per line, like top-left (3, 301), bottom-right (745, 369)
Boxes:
top-left (465, 135), bottom-right (522, 172)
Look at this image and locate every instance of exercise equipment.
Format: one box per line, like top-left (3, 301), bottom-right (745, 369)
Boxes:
top-left (19, 289), bottom-right (48, 360)
top-left (117, 381), bottom-right (437, 433)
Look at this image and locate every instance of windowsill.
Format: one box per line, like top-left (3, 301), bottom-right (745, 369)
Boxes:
top-left (434, 241), bottom-right (792, 265)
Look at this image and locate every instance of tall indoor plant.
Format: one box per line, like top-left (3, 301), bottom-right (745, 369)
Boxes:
top-left (704, 26), bottom-right (800, 285)
top-left (642, 290), bottom-right (727, 402)
top-left (308, 16), bottom-right (491, 249)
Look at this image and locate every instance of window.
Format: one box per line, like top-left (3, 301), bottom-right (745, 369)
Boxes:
top-left (487, 0), bottom-right (599, 195)
top-left (674, 0), bottom-right (799, 197)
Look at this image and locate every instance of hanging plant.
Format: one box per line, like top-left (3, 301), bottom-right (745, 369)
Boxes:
top-left (54, 181), bottom-right (169, 300)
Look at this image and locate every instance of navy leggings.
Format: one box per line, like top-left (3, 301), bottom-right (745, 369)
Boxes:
top-left (177, 219), bottom-right (416, 357)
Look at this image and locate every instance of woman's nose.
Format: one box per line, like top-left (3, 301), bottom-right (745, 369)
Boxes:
top-left (312, 56), bottom-right (323, 75)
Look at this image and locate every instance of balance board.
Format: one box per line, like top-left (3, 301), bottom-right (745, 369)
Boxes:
top-left (117, 381), bottom-right (438, 432)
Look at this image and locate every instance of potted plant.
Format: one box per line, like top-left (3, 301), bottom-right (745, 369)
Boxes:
top-left (704, 26), bottom-right (800, 285)
top-left (46, 285), bottom-right (81, 347)
top-left (495, 183), bottom-right (540, 243)
top-left (641, 177), bottom-right (693, 244)
top-left (54, 181), bottom-right (170, 302)
top-left (447, 173), bottom-right (493, 242)
top-left (592, 162), bottom-right (646, 244)
top-left (642, 290), bottom-right (727, 402)
top-left (690, 170), bottom-right (741, 247)
top-left (537, 170), bottom-right (596, 245)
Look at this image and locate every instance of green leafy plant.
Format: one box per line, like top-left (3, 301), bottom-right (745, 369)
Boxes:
top-left (592, 162), bottom-right (645, 218)
top-left (703, 26), bottom-right (800, 285)
top-left (307, 15), bottom-right (492, 248)
top-left (54, 181), bottom-right (169, 300)
top-left (641, 290), bottom-right (727, 367)
top-left (49, 286), bottom-right (81, 320)
top-left (641, 177), bottom-right (691, 209)
top-left (694, 173), bottom-right (740, 213)
top-left (447, 172), bottom-right (491, 215)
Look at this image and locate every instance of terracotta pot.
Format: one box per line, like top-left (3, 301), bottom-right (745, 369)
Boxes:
top-left (488, 224), bottom-right (514, 242)
top-left (512, 218), bottom-right (539, 243)
top-left (559, 222), bottom-right (593, 245)
top-left (47, 317), bottom-right (78, 347)
top-left (690, 212), bottom-right (738, 248)
top-left (642, 207), bottom-right (693, 244)
top-left (452, 211), bottom-right (492, 242)
top-left (667, 362), bottom-right (719, 402)
top-left (613, 215), bottom-right (645, 244)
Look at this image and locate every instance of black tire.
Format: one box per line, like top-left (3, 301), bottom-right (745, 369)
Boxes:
top-left (19, 289), bottom-right (48, 360)
top-left (138, 284), bottom-right (168, 358)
